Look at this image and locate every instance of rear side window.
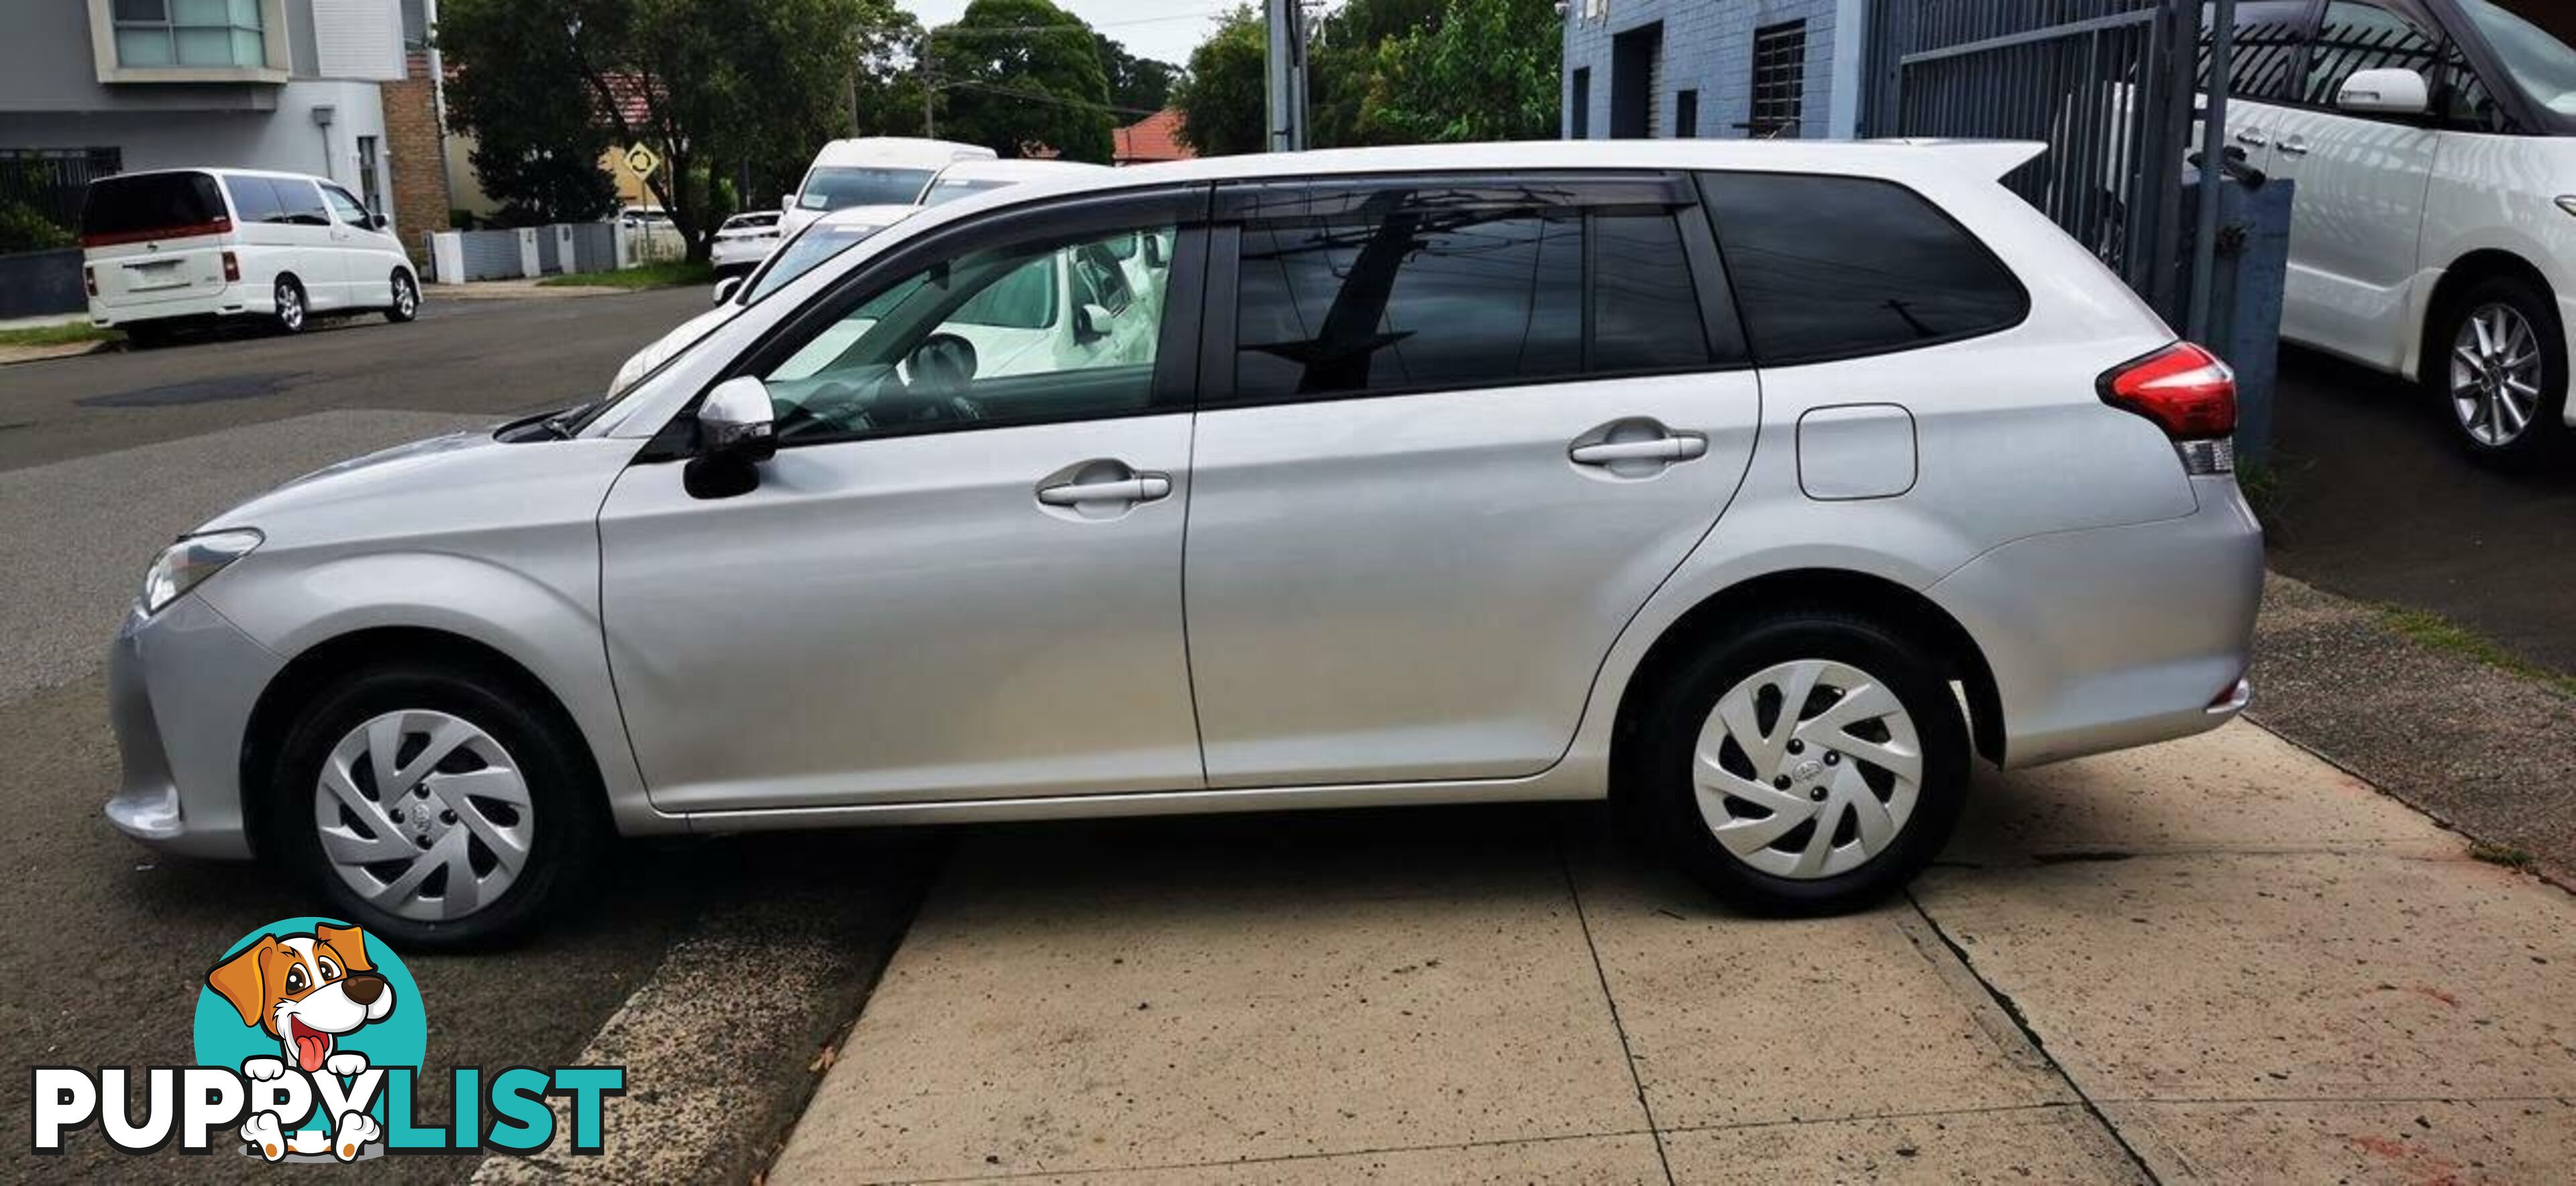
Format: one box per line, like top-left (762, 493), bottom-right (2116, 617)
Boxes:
top-left (1228, 182), bottom-right (1724, 402)
top-left (223, 175), bottom-right (284, 224)
top-left (1698, 172), bottom-right (2026, 366)
top-left (80, 172), bottom-right (225, 241)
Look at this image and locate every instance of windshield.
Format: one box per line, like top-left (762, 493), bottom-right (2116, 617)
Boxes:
top-left (921, 178), bottom-right (1012, 207)
top-left (2463, 0), bottom-right (2576, 121)
top-left (742, 221), bottom-right (891, 304)
top-left (796, 166), bottom-right (934, 211)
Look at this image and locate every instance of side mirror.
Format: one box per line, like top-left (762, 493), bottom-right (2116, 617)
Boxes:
top-left (696, 376), bottom-right (775, 462)
top-left (370, 213), bottom-right (390, 230)
top-left (1074, 303), bottom-right (1114, 343)
top-left (2337, 66), bottom-right (2429, 116)
top-left (780, 195), bottom-right (795, 212)
top-left (712, 275), bottom-right (742, 305)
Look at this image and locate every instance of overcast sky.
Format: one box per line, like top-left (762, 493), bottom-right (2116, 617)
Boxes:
top-left (898, 1), bottom-right (1248, 68)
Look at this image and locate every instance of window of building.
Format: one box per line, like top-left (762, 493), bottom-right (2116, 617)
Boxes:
top-left (1571, 67), bottom-right (1592, 138)
top-left (1228, 185), bottom-right (1719, 402)
top-left (2302, 1), bottom-right (2439, 107)
top-left (1699, 172), bottom-right (2027, 366)
top-left (1750, 21), bottom-right (1807, 138)
top-left (1676, 89), bottom-right (1700, 138)
top-left (112, 0), bottom-right (266, 68)
top-left (356, 136), bottom-right (382, 215)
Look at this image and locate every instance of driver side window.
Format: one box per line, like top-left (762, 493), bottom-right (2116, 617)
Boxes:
top-left (760, 221), bottom-right (1177, 445)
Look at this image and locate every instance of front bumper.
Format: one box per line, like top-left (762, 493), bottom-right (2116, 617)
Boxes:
top-left (105, 596), bottom-right (283, 859)
top-left (1929, 472), bottom-right (2264, 767)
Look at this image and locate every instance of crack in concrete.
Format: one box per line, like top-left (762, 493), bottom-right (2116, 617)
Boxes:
top-left (1558, 832), bottom-right (1679, 1186)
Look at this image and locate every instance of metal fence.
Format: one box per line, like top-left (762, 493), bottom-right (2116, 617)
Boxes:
top-left (1866, 0), bottom-right (2201, 318)
top-left (0, 148), bottom-right (121, 232)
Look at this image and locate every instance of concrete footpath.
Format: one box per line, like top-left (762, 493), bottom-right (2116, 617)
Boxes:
top-left (769, 723), bottom-right (2574, 1184)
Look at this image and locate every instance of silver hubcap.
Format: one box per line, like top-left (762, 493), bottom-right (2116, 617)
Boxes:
top-left (278, 284), bottom-right (303, 329)
top-left (313, 710), bottom-right (534, 921)
top-left (1693, 659), bottom-right (1924, 879)
top-left (2452, 303), bottom-right (2542, 446)
top-left (394, 278), bottom-right (415, 316)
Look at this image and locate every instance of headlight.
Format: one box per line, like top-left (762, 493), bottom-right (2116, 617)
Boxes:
top-left (140, 529), bottom-right (262, 614)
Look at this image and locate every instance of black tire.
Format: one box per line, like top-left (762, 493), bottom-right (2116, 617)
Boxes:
top-left (1634, 612), bottom-right (1970, 916)
top-left (384, 270), bottom-right (419, 323)
top-left (271, 660), bottom-right (604, 949)
top-left (272, 276), bottom-right (309, 335)
top-left (2428, 275), bottom-right (2568, 464)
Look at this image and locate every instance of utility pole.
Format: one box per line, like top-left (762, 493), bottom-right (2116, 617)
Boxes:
top-left (1265, 0), bottom-right (1307, 152)
top-left (920, 32), bottom-right (937, 138)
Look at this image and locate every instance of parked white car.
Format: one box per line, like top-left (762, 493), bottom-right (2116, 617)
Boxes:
top-left (607, 205), bottom-right (918, 398)
top-left (2213, 0), bottom-right (2576, 459)
top-left (82, 168), bottom-right (419, 345)
top-left (780, 137), bottom-right (994, 239)
top-left (920, 157), bottom-right (1109, 206)
top-left (708, 211), bottom-right (782, 277)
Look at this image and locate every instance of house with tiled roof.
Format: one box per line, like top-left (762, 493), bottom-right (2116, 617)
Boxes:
top-left (1112, 109), bottom-right (1192, 166)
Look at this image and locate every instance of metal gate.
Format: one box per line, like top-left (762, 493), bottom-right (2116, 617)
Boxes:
top-left (1865, 1), bottom-right (2204, 318)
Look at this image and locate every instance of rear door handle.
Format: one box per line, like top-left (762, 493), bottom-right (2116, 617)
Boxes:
top-left (1569, 435), bottom-right (1708, 466)
top-left (1036, 474), bottom-right (1171, 506)
top-left (2275, 137), bottom-right (2308, 157)
top-left (2233, 128), bottom-right (2268, 147)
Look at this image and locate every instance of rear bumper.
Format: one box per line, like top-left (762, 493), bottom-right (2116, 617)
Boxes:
top-left (89, 284), bottom-right (264, 328)
top-left (1929, 473), bottom-right (2264, 767)
top-left (105, 596), bottom-right (281, 859)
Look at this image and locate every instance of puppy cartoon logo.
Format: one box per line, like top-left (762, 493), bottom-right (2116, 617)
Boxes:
top-left (30, 916), bottom-right (620, 1160)
top-left (204, 922), bottom-right (396, 1160)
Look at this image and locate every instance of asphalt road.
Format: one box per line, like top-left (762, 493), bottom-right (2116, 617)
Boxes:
top-left (0, 286), bottom-right (934, 1182)
top-left (2261, 347), bottom-right (2576, 677)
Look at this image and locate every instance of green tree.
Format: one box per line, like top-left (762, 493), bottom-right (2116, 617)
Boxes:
top-left (1360, 0), bottom-right (1560, 143)
top-left (929, 0), bottom-right (1116, 163)
top-left (1095, 33), bottom-right (1179, 113)
top-left (442, 0), bottom-right (914, 259)
top-left (1309, 0), bottom-right (1447, 147)
top-left (1170, 6), bottom-right (1265, 156)
top-left (437, 1), bottom-right (619, 223)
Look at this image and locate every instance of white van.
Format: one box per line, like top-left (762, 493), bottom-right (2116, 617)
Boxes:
top-left (2204, 0), bottom-right (2576, 460)
top-left (780, 138), bottom-right (995, 238)
top-left (82, 168), bottom-right (420, 345)
top-left (919, 157), bottom-right (1108, 206)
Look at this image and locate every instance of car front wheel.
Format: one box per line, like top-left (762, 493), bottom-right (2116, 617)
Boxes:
top-left (2434, 276), bottom-right (2568, 463)
top-left (385, 270), bottom-right (419, 323)
top-left (273, 660), bottom-right (602, 949)
top-left (1637, 612), bottom-right (1969, 915)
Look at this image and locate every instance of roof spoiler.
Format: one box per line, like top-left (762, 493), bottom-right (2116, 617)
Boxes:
top-left (1866, 138), bottom-right (2049, 179)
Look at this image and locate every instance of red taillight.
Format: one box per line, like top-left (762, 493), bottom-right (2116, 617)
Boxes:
top-left (83, 266), bottom-right (97, 298)
top-left (221, 250), bottom-right (239, 282)
top-left (2100, 341), bottom-right (2237, 439)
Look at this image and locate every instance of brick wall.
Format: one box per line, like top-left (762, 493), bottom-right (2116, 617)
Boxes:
top-left (380, 50), bottom-right (452, 264)
top-left (1564, 0), bottom-right (1854, 142)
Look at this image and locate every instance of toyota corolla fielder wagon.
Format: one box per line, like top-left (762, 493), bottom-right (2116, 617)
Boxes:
top-left (83, 168), bottom-right (421, 345)
top-left (107, 141), bottom-right (2263, 946)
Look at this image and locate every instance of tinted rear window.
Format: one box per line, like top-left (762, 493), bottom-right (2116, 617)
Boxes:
top-left (81, 172), bottom-right (226, 239)
top-left (1698, 172), bottom-right (2026, 366)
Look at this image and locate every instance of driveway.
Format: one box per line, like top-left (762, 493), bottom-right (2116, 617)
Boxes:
top-left (771, 722), bottom-right (2575, 1184)
top-left (2263, 348), bottom-right (2576, 676)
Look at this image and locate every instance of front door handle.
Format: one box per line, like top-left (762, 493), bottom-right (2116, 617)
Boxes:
top-left (1036, 474), bottom-right (1171, 506)
top-left (1570, 435), bottom-right (1709, 466)
top-left (2233, 127), bottom-right (2269, 148)
top-left (2274, 136), bottom-right (2309, 157)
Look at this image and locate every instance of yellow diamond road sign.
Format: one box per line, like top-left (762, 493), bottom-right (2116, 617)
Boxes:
top-left (624, 144), bottom-right (661, 178)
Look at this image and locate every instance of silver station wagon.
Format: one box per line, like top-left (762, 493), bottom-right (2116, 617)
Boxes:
top-left (108, 140), bottom-right (2263, 945)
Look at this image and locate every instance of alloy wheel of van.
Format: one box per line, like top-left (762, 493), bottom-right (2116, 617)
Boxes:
top-left (274, 278), bottom-right (307, 334)
top-left (2452, 302), bottom-right (2543, 447)
top-left (1694, 659), bottom-right (1924, 879)
top-left (313, 709), bottom-right (535, 923)
top-left (386, 272), bottom-right (419, 323)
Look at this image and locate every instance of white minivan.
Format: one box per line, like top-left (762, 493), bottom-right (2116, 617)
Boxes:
top-left (779, 137), bottom-right (994, 239)
top-left (82, 168), bottom-right (420, 345)
top-left (2208, 0), bottom-right (2576, 460)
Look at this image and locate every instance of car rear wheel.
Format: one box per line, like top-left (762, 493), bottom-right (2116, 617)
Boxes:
top-left (1637, 612), bottom-right (1968, 915)
top-left (273, 276), bottom-right (308, 335)
top-left (274, 661), bottom-right (602, 949)
top-left (2434, 276), bottom-right (2567, 463)
top-left (385, 271), bottom-right (419, 323)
